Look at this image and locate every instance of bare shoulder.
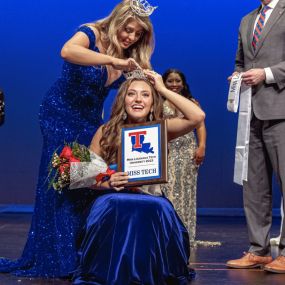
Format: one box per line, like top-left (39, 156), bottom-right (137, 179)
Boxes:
top-left (95, 125), bottom-right (104, 140)
top-left (90, 125), bottom-right (104, 154)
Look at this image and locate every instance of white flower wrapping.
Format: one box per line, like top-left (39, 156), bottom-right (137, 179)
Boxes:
top-left (69, 151), bottom-right (108, 189)
top-left (69, 150), bottom-right (162, 195)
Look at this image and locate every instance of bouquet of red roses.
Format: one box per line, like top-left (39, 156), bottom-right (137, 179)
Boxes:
top-left (48, 142), bottom-right (91, 191)
top-left (49, 142), bottom-right (162, 195)
top-left (48, 142), bottom-right (117, 192)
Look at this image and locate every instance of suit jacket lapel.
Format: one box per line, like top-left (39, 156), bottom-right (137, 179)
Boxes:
top-left (255, 1), bottom-right (285, 55)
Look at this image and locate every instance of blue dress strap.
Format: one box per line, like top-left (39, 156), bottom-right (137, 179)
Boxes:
top-left (76, 25), bottom-right (96, 50)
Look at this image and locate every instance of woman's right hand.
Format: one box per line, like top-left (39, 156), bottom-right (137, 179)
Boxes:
top-left (108, 172), bottom-right (129, 191)
top-left (111, 58), bottom-right (141, 71)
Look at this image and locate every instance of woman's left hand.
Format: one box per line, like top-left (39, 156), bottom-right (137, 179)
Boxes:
top-left (143, 70), bottom-right (165, 93)
top-left (194, 146), bottom-right (205, 165)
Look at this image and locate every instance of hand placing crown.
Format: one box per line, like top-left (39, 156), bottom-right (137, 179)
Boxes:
top-left (130, 0), bottom-right (157, 17)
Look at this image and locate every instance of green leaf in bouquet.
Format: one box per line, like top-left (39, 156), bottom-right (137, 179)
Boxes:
top-left (72, 142), bottom-right (91, 162)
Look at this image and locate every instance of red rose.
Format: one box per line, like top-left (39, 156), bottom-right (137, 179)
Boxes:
top-left (69, 156), bottom-right (80, 163)
top-left (60, 146), bottom-right (73, 159)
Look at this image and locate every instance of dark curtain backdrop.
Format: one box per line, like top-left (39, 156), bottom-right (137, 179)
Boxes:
top-left (0, 0), bottom-right (281, 210)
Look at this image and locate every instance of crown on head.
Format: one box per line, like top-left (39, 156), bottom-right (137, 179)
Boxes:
top-left (130, 0), bottom-right (157, 17)
top-left (123, 69), bottom-right (148, 80)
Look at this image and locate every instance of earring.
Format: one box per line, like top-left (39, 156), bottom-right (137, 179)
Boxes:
top-left (122, 111), bottom-right (127, 121)
top-left (149, 112), bottom-right (153, 121)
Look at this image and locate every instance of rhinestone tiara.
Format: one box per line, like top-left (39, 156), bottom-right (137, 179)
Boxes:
top-left (130, 0), bottom-right (157, 17)
top-left (123, 69), bottom-right (148, 80)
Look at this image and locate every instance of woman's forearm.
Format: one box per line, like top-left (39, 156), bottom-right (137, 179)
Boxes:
top-left (159, 86), bottom-right (205, 125)
top-left (196, 122), bottom-right (207, 148)
top-left (61, 43), bottom-right (115, 66)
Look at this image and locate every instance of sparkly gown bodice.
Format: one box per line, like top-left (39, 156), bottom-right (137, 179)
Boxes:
top-left (0, 26), bottom-right (125, 277)
top-left (40, 26), bottom-right (124, 145)
top-left (161, 102), bottom-right (198, 243)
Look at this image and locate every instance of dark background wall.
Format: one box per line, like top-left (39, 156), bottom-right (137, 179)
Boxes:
top-left (0, 0), bottom-right (281, 210)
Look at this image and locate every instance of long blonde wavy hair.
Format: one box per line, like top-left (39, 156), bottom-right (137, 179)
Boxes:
top-left (91, 0), bottom-right (154, 69)
top-left (100, 78), bottom-right (163, 164)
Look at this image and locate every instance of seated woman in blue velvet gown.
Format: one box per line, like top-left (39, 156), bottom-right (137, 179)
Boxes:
top-left (0, 0), bottom-right (155, 278)
top-left (72, 70), bottom-right (205, 285)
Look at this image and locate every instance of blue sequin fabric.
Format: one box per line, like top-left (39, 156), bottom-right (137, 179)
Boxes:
top-left (0, 26), bottom-right (125, 277)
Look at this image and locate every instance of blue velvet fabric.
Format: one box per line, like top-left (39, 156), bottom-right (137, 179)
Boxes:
top-left (72, 192), bottom-right (195, 285)
top-left (0, 26), bottom-right (124, 277)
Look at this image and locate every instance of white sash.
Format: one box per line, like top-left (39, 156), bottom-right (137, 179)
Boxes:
top-left (227, 74), bottom-right (252, 185)
top-left (227, 73), bottom-right (243, 113)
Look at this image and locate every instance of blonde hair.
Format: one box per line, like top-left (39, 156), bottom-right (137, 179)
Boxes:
top-left (90, 0), bottom-right (154, 69)
top-left (100, 79), bottom-right (163, 164)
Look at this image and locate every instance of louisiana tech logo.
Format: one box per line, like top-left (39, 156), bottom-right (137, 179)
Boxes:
top-left (128, 131), bottom-right (154, 154)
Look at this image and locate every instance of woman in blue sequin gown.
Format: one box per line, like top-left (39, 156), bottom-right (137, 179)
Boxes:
top-left (71, 72), bottom-right (205, 285)
top-left (0, 1), bottom-right (154, 278)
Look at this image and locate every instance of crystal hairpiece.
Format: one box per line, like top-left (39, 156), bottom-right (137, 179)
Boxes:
top-left (130, 0), bottom-right (157, 17)
top-left (123, 69), bottom-right (148, 80)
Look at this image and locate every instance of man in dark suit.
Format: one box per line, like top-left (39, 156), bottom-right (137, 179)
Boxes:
top-left (227, 0), bottom-right (285, 273)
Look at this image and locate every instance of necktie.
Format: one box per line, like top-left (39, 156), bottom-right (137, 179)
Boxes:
top-left (252, 5), bottom-right (270, 50)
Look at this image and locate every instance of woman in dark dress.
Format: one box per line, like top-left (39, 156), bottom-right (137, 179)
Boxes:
top-left (0, 0), bottom-right (155, 278)
top-left (72, 70), bottom-right (205, 284)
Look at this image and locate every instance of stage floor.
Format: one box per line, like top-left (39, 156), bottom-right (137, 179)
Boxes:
top-left (0, 214), bottom-right (282, 285)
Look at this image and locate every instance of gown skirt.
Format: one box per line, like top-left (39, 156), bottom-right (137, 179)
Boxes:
top-left (72, 192), bottom-right (194, 285)
top-left (0, 25), bottom-right (125, 277)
